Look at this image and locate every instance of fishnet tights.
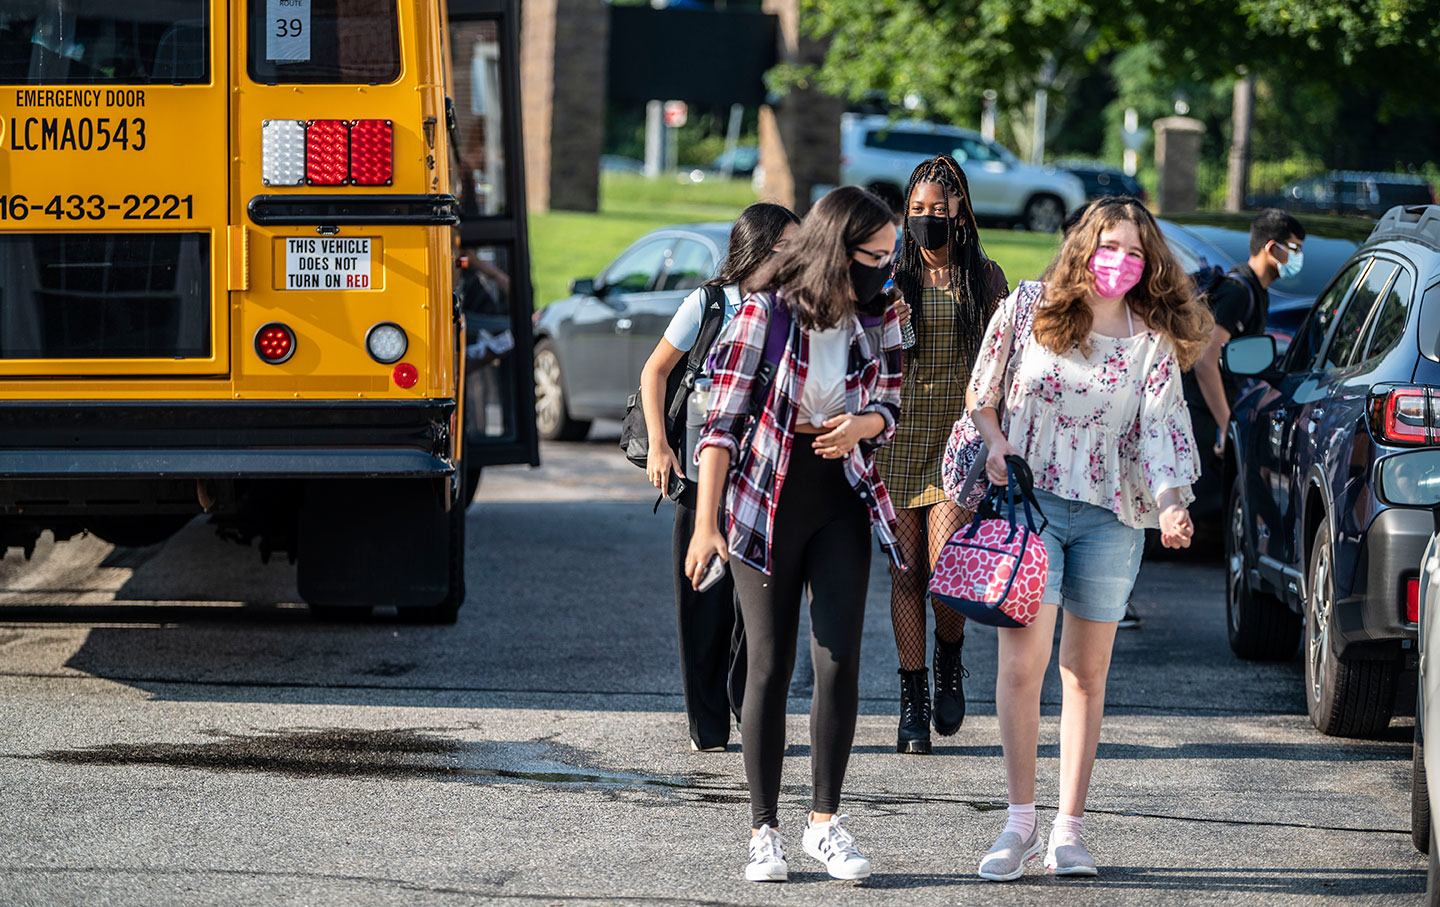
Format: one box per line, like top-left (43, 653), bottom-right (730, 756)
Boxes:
top-left (889, 500), bottom-right (969, 671)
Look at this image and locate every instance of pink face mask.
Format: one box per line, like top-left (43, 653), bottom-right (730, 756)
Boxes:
top-left (1088, 247), bottom-right (1145, 299)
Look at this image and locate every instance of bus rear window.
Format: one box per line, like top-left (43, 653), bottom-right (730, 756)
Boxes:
top-left (248, 0), bottom-right (401, 85)
top-left (0, 0), bottom-right (208, 85)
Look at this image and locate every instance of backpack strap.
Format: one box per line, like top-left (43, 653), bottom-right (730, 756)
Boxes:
top-left (744, 295), bottom-right (791, 428)
top-left (665, 284), bottom-right (728, 429)
top-left (1222, 268), bottom-right (1259, 332)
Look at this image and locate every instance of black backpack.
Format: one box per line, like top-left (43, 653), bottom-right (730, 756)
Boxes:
top-left (619, 285), bottom-right (728, 468)
top-left (1191, 264), bottom-right (1257, 329)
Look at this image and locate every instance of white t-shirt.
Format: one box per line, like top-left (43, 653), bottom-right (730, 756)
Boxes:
top-left (797, 325), bottom-right (850, 428)
top-left (662, 285), bottom-right (743, 351)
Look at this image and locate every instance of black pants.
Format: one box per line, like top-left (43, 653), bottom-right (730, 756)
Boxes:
top-left (673, 496), bottom-right (745, 749)
top-left (731, 441), bottom-right (872, 829)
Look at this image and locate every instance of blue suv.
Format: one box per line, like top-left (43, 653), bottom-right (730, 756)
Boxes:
top-left (1222, 205), bottom-right (1440, 737)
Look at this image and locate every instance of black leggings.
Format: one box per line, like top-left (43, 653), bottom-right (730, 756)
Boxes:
top-left (731, 441), bottom-right (872, 829)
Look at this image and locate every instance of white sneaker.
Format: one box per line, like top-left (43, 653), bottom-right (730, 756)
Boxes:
top-left (802, 814), bottom-right (872, 880)
top-left (746, 824), bottom-right (788, 882)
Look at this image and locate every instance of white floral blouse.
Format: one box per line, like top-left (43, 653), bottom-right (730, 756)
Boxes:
top-left (969, 281), bottom-right (1200, 530)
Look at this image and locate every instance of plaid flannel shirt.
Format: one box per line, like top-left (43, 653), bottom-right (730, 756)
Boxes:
top-left (698, 291), bottom-right (905, 575)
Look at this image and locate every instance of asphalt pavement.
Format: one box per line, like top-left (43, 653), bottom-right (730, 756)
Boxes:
top-left (0, 425), bottom-right (1426, 905)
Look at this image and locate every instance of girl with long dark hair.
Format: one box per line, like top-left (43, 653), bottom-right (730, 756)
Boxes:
top-left (639, 202), bottom-right (800, 753)
top-left (967, 197), bottom-right (1210, 879)
top-left (877, 155), bottom-right (1008, 754)
top-left (685, 186), bottom-right (903, 882)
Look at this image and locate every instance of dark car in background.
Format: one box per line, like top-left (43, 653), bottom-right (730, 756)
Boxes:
top-left (1251, 171), bottom-right (1436, 217)
top-left (1159, 212), bottom-right (1372, 341)
top-left (1056, 160), bottom-right (1146, 202)
top-left (531, 223), bottom-right (731, 440)
top-left (1219, 205), bottom-right (1440, 738)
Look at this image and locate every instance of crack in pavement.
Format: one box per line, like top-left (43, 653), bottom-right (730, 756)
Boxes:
top-left (0, 670), bottom-right (1299, 717)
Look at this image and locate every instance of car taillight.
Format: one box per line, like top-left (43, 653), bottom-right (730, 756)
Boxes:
top-left (350, 120), bottom-right (394, 186)
top-left (306, 119), bottom-right (350, 186)
top-left (254, 323), bottom-right (296, 364)
top-left (1370, 387), bottom-right (1440, 445)
top-left (261, 119), bottom-right (395, 187)
top-left (1407, 577), bottom-right (1420, 623)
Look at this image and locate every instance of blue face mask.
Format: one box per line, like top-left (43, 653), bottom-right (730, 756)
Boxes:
top-left (1275, 245), bottom-right (1303, 281)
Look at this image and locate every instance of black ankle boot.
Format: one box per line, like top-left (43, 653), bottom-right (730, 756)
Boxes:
top-left (933, 634), bottom-right (968, 736)
top-left (896, 668), bottom-right (932, 754)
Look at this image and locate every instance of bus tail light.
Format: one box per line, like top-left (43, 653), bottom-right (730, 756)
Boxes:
top-left (1370, 387), bottom-right (1439, 445)
top-left (1408, 577), bottom-right (1420, 623)
top-left (350, 120), bottom-right (394, 186)
top-left (255, 323), bottom-right (296, 364)
top-left (392, 363), bottom-right (419, 389)
top-left (306, 120), bottom-right (351, 186)
top-left (261, 119), bottom-right (307, 186)
top-left (262, 119), bottom-right (392, 187)
top-left (366, 322), bottom-right (407, 363)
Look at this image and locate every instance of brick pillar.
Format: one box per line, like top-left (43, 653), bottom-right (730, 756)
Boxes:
top-left (520, 0), bottom-right (608, 212)
top-left (757, 0), bottom-right (841, 214)
top-left (1153, 116), bottom-right (1206, 215)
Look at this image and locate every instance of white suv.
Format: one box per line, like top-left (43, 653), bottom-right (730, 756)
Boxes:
top-left (840, 114), bottom-right (1087, 233)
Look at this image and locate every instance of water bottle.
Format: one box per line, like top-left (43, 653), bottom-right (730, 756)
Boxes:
top-left (885, 278), bottom-right (916, 349)
top-left (685, 377), bottom-right (712, 482)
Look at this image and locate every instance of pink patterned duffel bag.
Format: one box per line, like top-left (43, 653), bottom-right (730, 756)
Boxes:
top-left (930, 457), bottom-right (1049, 628)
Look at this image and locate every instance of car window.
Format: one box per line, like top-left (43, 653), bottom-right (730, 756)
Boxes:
top-left (1357, 268), bottom-right (1415, 366)
top-left (864, 129), bottom-right (956, 157)
top-left (1324, 260), bottom-right (1398, 369)
top-left (600, 239), bottom-right (669, 294)
top-left (1166, 237), bottom-right (1202, 272)
top-left (953, 137), bottom-right (1002, 164)
top-left (658, 240), bottom-right (715, 293)
top-left (1285, 259), bottom-right (1365, 372)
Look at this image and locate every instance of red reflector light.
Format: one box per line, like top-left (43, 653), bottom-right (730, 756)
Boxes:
top-left (350, 119), bottom-right (393, 186)
top-left (1408, 578), bottom-right (1421, 623)
top-left (306, 120), bottom-right (350, 186)
top-left (392, 362), bottom-right (418, 389)
top-left (254, 323), bottom-right (296, 364)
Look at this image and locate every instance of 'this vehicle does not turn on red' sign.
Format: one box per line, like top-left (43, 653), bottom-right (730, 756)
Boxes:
top-left (283, 237), bottom-right (372, 290)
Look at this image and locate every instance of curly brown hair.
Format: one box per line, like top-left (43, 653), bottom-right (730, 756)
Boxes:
top-left (1035, 196), bottom-right (1213, 369)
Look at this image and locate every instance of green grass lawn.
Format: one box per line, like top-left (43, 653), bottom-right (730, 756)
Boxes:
top-left (527, 173), bottom-right (1061, 307)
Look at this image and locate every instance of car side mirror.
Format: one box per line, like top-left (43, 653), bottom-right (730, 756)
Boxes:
top-left (1377, 449), bottom-right (1440, 512)
top-left (1222, 335), bottom-right (1277, 377)
top-left (570, 277), bottom-right (596, 297)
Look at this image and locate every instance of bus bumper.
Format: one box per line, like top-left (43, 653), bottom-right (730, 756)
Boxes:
top-left (0, 401), bottom-right (456, 480)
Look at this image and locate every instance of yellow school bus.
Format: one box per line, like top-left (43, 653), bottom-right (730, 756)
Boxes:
top-left (0, 0), bottom-right (538, 621)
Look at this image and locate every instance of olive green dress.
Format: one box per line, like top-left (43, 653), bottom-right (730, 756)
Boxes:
top-left (877, 265), bottom-right (1007, 509)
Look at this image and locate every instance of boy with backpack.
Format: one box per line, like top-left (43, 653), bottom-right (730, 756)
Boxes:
top-left (1184, 208), bottom-right (1306, 506)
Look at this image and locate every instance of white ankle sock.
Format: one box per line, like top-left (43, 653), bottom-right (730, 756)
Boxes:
top-left (1052, 813), bottom-right (1083, 839)
top-left (1003, 803), bottom-right (1036, 839)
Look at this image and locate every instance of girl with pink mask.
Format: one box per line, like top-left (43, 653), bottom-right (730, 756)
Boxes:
top-left (959, 197), bottom-right (1213, 880)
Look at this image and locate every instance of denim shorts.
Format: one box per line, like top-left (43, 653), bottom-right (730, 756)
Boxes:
top-left (1030, 487), bottom-right (1145, 623)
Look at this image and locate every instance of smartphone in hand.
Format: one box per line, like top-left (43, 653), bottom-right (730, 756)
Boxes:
top-left (697, 554), bottom-right (727, 592)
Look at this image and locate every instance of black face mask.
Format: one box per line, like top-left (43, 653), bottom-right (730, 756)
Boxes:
top-left (849, 258), bottom-right (889, 307)
top-left (907, 215), bottom-right (965, 251)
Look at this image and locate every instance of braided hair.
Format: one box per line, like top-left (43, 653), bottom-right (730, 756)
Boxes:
top-left (892, 155), bottom-right (996, 382)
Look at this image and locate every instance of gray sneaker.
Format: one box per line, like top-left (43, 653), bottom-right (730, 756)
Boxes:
top-left (977, 827), bottom-right (1043, 881)
top-left (1045, 830), bottom-right (1098, 877)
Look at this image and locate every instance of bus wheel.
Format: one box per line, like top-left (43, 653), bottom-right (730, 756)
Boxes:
top-left (397, 486), bottom-right (466, 625)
